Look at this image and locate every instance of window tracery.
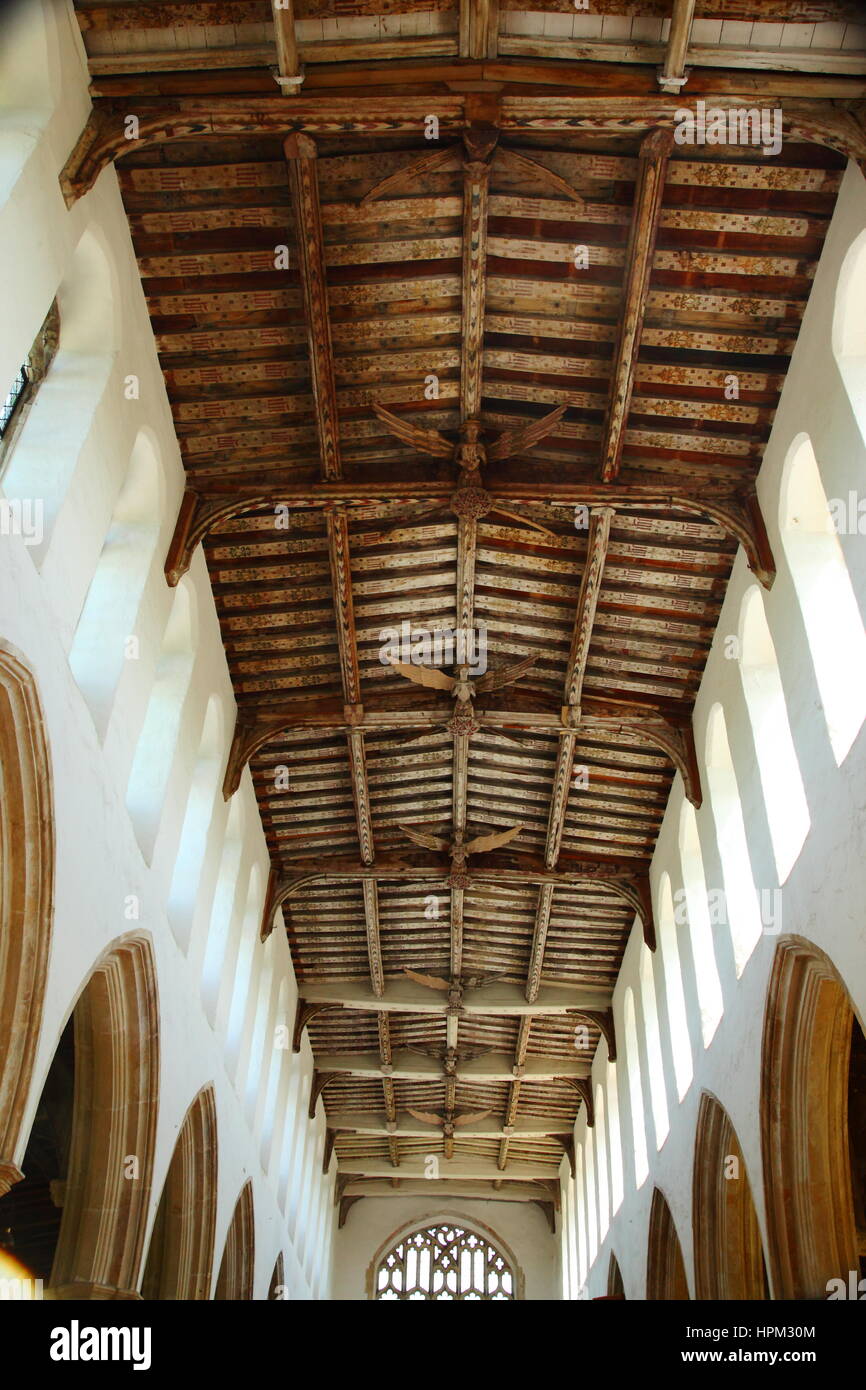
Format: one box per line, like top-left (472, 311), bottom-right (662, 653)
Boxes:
top-left (374, 1224), bottom-right (516, 1300)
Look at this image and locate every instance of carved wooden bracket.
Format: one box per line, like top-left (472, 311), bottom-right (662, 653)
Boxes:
top-left (322, 1127), bottom-right (336, 1174)
top-left (293, 998), bottom-right (341, 1054)
top-left (165, 489), bottom-right (272, 587)
top-left (572, 1008), bottom-right (617, 1064)
top-left (308, 1071), bottom-right (339, 1119)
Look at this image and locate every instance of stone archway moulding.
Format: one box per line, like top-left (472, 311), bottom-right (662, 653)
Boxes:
top-left (142, 1083), bottom-right (218, 1300)
top-left (215, 1178), bottom-right (255, 1300)
top-left (692, 1091), bottom-right (766, 1300)
top-left (646, 1187), bottom-right (689, 1300)
top-left (760, 936), bottom-right (861, 1300)
top-left (50, 932), bottom-right (160, 1300)
top-left (0, 647), bottom-right (54, 1198)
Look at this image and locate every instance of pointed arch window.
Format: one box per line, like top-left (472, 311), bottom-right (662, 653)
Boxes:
top-left (0, 300), bottom-right (59, 469)
top-left (677, 802), bottom-right (724, 1046)
top-left (738, 585), bottom-right (810, 884)
top-left (373, 1224), bottom-right (517, 1300)
top-left (779, 433), bottom-right (866, 765)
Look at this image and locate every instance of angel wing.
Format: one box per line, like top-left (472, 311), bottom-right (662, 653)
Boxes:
top-left (389, 661), bottom-right (455, 694)
top-left (463, 823), bottom-right (524, 855)
top-left (453, 1108), bottom-right (493, 1127)
top-left (495, 146), bottom-right (585, 205)
top-left (474, 654), bottom-right (536, 695)
top-left (486, 403), bottom-right (567, 463)
top-left (403, 966), bottom-right (451, 992)
top-left (373, 402), bottom-right (454, 459)
top-left (462, 972), bottom-right (507, 991)
top-left (398, 823), bottom-right (451, 853)
top-left (406, 1107), bottom-right (446, 1127)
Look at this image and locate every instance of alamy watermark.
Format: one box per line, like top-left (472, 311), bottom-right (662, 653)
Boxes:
top-left (674, 101), bottom-right (783, 159)
top-left (0, 497), bottom-right (43, 546)
top-left (379, 620), bottom-right (488, 676)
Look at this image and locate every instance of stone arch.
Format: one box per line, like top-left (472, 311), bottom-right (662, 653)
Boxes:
top-left (215, 1179), bottom-right (254, 1300)
top-left (50, 933), bottom-right (160, 1299)
top-left (760, 937), bottom-right (860, 1299)
top-left (646, 1188), bottom-right (689, 1300)
top-left (692, 1091), bottom-right (766, 1300)
top-left (141, 1084), bottom-right (218, 1301)
top-left (268, 1251), bottom-right (286, 1300)
top-left (0, 646), bottom-right (54, 1197)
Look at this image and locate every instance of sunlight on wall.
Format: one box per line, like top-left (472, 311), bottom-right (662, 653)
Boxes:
top-left (657, 872), bottom-right (693, 1100)
top-left (779, 433), bottom-right (866, 765)
top-left (833, 228), bottom-right (866, 436)
top-left (623, 987), bottom-right (649, 1188)
top-left (639, 944), bottom-right (670, 1149)
top-left (677, 802), bottom-right (724, 1046)
top-left (606, 1062), bottom-right (624, 1216)
top-left (704, 703), bottom-right (763, 977)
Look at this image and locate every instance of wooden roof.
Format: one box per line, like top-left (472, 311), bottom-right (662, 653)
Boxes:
top-left (70, 0), bottom-right (864, 1225)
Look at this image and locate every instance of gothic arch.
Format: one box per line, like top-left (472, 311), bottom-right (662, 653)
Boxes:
top-left (607, 1252), bottom-right (625, 1298)
top-left (215, 1179), bottom-right (255, 1300)
top-left (760, 937), bottom-right (860, 1299)
top-left (646, 1188), bottom-right (689, 1300)
top-left (50, 933), bottom-right (160, 1299)
top-left (268, 1251), bottom-right (286, 1300)
top-left (0, 647), bottom-right (54, 1198)
top-left (141, 1084), bottom-right (218, 1300)
top-left (692, 1092), bottom-right (766, 1299)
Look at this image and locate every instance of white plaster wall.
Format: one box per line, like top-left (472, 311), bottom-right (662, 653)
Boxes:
top-left (564, 160), bottom-right (866, 1301)
top-left (332, 1198), bottom-right (558, 1300)
top-left (0, 0), bottom-right (336, 1300)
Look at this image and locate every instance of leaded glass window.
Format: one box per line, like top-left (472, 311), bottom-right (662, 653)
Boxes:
top-left (374, 1224), bottom-right (515, 1300)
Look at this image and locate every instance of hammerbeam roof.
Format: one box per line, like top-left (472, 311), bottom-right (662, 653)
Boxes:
top-left (70, 0), bottom-right (862, 1220)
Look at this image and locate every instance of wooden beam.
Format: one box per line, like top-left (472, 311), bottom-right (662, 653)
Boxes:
top-left (362, 880), bottom-right (384, 998)
top-left (164, 475), bottom-right (775, 591)
top-left (297, 977), bottom-right (609, 1015)
top-left (283, 132), bottom-right (341, 482)
top-left (499, 35), bottom-right (866, 79)
top-left (312, 1051), bottom-right (590, 1081)
top-left (222, 690), bottom-right (700, 806)
top-left (340, 1179), bottom-right (557, 1204)
top-left (565, 506), bottom-right (614, 715)
top-left (59, 92), bottom-right (866, 207)
top-left (658, 0), bottom-right (695, 95)
top-left (270, 0), bottom-right (303, 92)
top-left (261, 848), bottom-right (654, 941)
top-left (601, 127), bottom-right (673, 482)
top-left (328, 1111), bottom-right (572, 1138)
top-left (338, 1154), bottom-right (556, 1180)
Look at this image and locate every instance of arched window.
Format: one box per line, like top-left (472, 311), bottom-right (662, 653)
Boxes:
top-left (224, 866), bottom-right (265, 1073)
top-left (677, 802), bottom-right (724, 1046)
top-left (657, 872), bottom-right (693, 1100)
top-left (704, 703), bottom-right (762, 976)
top-left (260, 981), bottom-right (290, 1170)
top-left (575, 1142), bottom-right (588, 1288)
top-left (779, 433), bottom-right (866, 765)
top-left (561, 1180), bottom-right (573, 1299)
top-left (639, 944), bottom-right (670, 1149)
top-left (584, 1123), bottom-right (598, 1263)
top-left (125, 578), bottom-right (196, 863)
top-left (0, 300), bottom-right (59, 471)
top-left (2, 230), bottom-right (117, 558)
top-left (372, 1223), bottom-right (518, 1300)
top-left (595, 1083), bottom-right (610, 1240)
top-left (69, 428), bottom-right (163, 737)
top-left (166, 694), bottom-right (225, 951)
top-left (623, 987), bottom-right (649, 1187)
top-left (606, 1062), bottom-right (624, 1215)
top-left (832, 228), bottom-right (866, 433)
top-left (738, 586), bottom-right (810, 883)
top-left (200, 798), bottom-right (246, 1021)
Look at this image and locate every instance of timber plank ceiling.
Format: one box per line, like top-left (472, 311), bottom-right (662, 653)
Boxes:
top-left (71, 0), bottom-right (864, 1226)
